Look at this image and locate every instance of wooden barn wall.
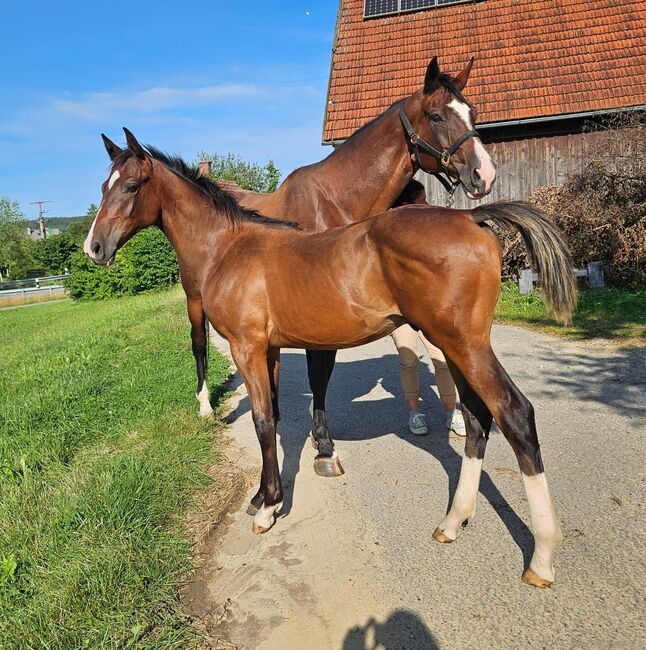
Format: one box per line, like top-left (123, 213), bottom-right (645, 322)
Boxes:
top-left (422, 130), bottom-right (600, 209)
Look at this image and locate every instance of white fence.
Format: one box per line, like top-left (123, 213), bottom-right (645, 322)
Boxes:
top-left (518, 261), bottom-right (605, 294)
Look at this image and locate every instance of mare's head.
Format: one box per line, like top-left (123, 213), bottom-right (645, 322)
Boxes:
top-left (85, 129), bottom-right (162, 264)
top-left (406, 57), bottom-right (496, 198)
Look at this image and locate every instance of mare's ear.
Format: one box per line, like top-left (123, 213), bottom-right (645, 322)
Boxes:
top-left (101, 134), bottom-right (123, 161)
top-left (454, 57), bottom-right (475, 91)
top-left (123, 127), bottom-right (148, 161)
top-left (423, 56), bottom-right (441, 94)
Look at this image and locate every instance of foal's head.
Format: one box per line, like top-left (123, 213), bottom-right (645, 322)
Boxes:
top-left (408, 57), bottom-right (496, 198)
top-left (84, 129), bottom-right (163, 264)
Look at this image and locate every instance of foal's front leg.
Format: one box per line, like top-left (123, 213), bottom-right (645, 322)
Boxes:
top-left (230, 342), bottom-right (283, 534)
top-left (187, 295), bottom-right (213, 418)
top-left (306, 350), bottom-right (344, 477)
top-left (247, 348), bottom-right (281, 516)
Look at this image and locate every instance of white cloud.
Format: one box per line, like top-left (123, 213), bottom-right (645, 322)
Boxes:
top-left (51, 83), bottom-right (264, 121)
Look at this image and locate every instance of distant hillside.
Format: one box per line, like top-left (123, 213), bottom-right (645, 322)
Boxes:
top-left (26, 215), bottom-right (87, 232)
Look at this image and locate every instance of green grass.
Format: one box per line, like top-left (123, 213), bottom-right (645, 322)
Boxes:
top-left (0, 287), bottom-right (230, 649)
top-left (495, 281), bottom-right (646, 340)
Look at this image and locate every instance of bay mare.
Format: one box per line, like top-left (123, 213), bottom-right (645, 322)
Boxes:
top-left (154, 57), bottom-right (497, 478)
top-left (85, 130), bottom-right (575, 587)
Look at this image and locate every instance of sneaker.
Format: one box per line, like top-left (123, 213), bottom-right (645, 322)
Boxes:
top-left (408, 411), bottom-right (428, 436)
top-left (446, 408), bottom-right (466, 437)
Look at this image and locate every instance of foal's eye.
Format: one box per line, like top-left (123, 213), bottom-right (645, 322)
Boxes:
top-left (430, 114), bottom-right (443, 123)
top-left (126, 183), bottom-right (138, 193)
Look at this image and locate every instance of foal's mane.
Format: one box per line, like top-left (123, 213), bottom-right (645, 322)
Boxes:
top-left (112, 147), bottom-right (302, 230)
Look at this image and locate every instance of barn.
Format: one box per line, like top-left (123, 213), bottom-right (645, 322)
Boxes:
top-left (322, 0), bottom-right (646, 207)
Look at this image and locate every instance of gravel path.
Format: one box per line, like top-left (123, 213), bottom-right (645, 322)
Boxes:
top-left (186, 325), bottom-right (645, 650)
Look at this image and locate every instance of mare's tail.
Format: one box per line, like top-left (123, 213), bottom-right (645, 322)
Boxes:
top-left (472, 201), bottom-right (577, 325)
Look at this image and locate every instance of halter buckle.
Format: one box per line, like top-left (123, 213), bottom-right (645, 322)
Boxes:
top-left (440, 151), bottom-right (451, 168)
top-left (410, 133), bottom-right (419, 144)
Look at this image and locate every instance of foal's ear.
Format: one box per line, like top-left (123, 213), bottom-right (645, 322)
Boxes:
top-left (423, 56), bottom-right (441, 94)
top-left (101, 134), bottom-right (123, 161)
top-left (123, 127), bottom-right (148, 161)
top-left (454, 57), bottom-right (475, 91)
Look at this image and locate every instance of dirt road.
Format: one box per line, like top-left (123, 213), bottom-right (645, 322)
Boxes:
top-left (185, 325), bottom-right (645, 649)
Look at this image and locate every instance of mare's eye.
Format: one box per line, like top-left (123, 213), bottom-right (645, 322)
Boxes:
top-left (126, 183), bottom-right (138, 193)
top-left (430, 114), bottom-right (443, 123)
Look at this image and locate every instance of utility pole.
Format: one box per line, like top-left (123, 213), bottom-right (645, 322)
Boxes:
top-left (29, 200), bottom-right (53, 238)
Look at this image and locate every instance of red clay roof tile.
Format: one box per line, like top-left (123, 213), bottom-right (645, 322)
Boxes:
top-left (323, 0), bottom-right (646, 142)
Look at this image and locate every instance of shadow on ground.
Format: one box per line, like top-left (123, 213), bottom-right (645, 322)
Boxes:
top-left (220, 349), bottom-right (535, 569)
top-left (343, 609), bottom-right (438, 650)
top-left (213, 336), bottom-right (644, 573)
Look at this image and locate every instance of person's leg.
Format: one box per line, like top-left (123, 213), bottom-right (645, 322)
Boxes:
top-left (419, 334), bottom-right (466, 436)
top-left (391, 324), bottom-right (427, 435)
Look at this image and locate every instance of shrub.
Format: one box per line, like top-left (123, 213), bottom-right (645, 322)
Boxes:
top-left (497, 112), bottom-right (645, 289)
top-left (67, 228), bottom-right (179, 300)
top-left (196, 151), bottom-right (281, 192)
top-left (32, 233), bottom-right (79, 275)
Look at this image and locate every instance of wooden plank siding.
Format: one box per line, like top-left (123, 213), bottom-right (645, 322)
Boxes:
top-left (422, 128), bottom-right (603, 208)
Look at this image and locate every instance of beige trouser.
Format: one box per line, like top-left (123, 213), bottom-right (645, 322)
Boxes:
top-left (391, 324), bottom-right (457, 407)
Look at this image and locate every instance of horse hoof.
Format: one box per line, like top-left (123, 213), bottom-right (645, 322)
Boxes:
top-left (521, 568), bottom-right (553, 588)
top-left (246, 502), bottom-right (259, 516)
top-left (199, 409), bottom-right (215, 419)
top-left (314, 454), bottom-right (345, 477)
top-left (432, 528), bottom-right (455, 544)
top-left (252, 521), bottom-right (272, 535)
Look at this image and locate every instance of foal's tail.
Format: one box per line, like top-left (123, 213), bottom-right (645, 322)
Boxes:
top-left (472, 201), bottom-right (577, 325)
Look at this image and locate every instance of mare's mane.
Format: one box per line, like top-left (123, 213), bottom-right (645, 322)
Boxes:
top-left (112, 147), bottom-right (302, 230)
top-left (329, 72), bottom-right (470, 152)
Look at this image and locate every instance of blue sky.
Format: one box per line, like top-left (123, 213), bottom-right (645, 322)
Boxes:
top-left (0, 1), bottom-right (337, 219)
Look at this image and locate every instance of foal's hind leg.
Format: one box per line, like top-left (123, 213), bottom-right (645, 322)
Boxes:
top-left (433, 362), bottom-right (493, 543)
top-left (306, 350), bottom-right (344, 477)
top-left (433, 342), bottom-right (562, 586)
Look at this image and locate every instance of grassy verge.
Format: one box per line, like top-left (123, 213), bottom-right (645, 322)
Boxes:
top-left (0, 287), bottom-right (230, 649)
top-left (0, 290), bottom-right (67, 309)
top-left (495, 281), bottom-right (645, 340)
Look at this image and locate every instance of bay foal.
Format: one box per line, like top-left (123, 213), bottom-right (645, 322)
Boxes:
top-left (86, 131), bottom-right (574, 586)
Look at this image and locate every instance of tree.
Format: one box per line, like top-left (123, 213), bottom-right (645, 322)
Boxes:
top-left (195, 152), bottom-right (281, 193)
top-left (66, 204), bottom-right (97, 246)
top-left (0, 197), bottom-right (34, 280)
top-left (32, 234), bottom-right (79, 275)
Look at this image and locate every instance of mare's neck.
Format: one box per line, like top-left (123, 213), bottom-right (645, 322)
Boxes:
top-left (316, 95), bottom-right (421, 217)
top-left (153, 163), bottom-right (233, 285)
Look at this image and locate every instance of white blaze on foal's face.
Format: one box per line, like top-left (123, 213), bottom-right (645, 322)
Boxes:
top-left (83, 170), bottom-right (121, 258)
top-left (448, 98), bottom-right (496, 192)
top-left (107, 170), bottom-right (120, 190)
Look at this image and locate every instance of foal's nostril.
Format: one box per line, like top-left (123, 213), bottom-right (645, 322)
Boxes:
top-left (91, 241), bottom-right (101, 255)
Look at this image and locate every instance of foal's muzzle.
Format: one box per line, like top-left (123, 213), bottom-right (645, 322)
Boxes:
top-left (87, 239), bottom-right (116, 266)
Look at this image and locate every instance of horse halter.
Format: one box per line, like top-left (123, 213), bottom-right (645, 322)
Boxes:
top-left (399, 105), bottom-right (480, 202)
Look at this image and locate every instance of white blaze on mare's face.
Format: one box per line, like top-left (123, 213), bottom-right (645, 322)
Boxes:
top-left (84, 171), bottom-right (120, 257)
top-left (447, 98), bottom-right (496, 192)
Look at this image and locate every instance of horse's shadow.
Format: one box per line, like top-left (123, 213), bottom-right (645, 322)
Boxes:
top-left (219, 347), bottom-right (534, 569)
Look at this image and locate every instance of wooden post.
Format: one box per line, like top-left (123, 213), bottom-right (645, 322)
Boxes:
top-left (519, 269), bottom-right (534, 294)
top-left (587, 261), bottom-right (605, 289)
